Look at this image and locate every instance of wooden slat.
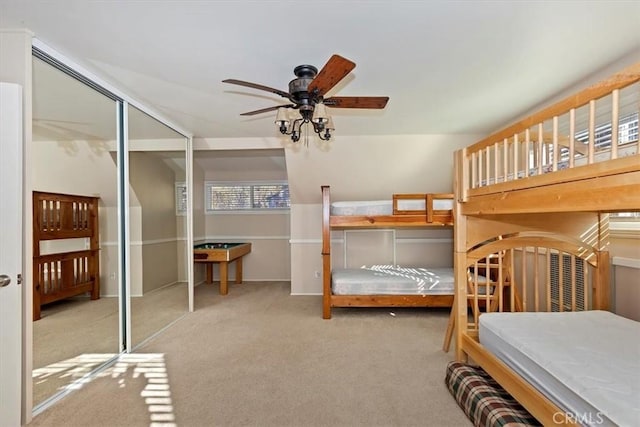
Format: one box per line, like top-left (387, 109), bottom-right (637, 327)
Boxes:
top-left (569, 108), bottom-right (576, 168)
top-left (588, 100), bottom-right (596, 164)
top-left (473, 261), bottom-right (479, 325)
top-left (534, 247), bottom-right (540, 312)
top-left (322, 254), bottom-right (332, 319)
top-left (466, 153), bottom-right (640, 197)
top-left (330, 294), bottom-right (454, 308)
top-left (558, 250), bottom-right (564, 311)
top-left (611, 89), bottom-right (619, 159)
top-left (583, 258), bottom-right (589, 309)
top-left (514, 129), bottom-right (588, 156)
top-left (552, 116), bottom-right (559, 172)
top-left (503, 138), bottom-right (509, 183)
top-left (537, 124), bottom-right (544, 176)
top-left (461, 168), bottom-right (640, 215)
top-left (513, 134), bottom-right (519, 181)
top-left (321, 185), bottom-right (332, 319)
top-left (466, 62), bottom-right (640, 154)
top-left (459, 149), bottom-right (469, 200)
top-left (426, 194), bottom-right (434, 223)
top-left (321, 186), bottom-right (331, 255)
top-left (454, 251), bottom-right (469, 361)
top-left (486, 146), bottom-right (491, 186)
top-left (594, 251), bottom-right (611, 310)
top-left (509, 249), bottom-right (515, 311)
top-left (493, 143), bottom-right (499, 184)
top-left (546, 251), bottom-right (551, 312)
top-left (524, 129), bottom-right (531, 176)
top-left (471, 151), bottom-right (478, 188)
top-left (521, 247), bottom-right (527, 312)
top-left (570, 254), bottom-right (577, 311)
top-left (330, 214), bottom-right (453, 228)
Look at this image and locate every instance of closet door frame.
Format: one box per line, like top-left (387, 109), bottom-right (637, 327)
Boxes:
top-left (30, 38), bottom-right (194, 415)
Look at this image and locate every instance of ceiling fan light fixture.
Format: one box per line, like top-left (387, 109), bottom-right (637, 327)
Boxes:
top-left (223, 54), bottom-right (388, 145)
top-left (325, 116), bottom-right (335, 132)
top-left (275, 107), bottom-right (290, 125)
top-left (312, 103), bottom-right (329, 125)
top-left (275, 107), bottom-right (290, 133)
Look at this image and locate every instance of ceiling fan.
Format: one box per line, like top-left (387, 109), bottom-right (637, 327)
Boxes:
top-left (222, 54), bottom-right (389, 142)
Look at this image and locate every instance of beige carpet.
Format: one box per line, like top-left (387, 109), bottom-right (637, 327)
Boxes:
top-left (29, 281), bottom-right (471, 427)
top-left (33, 282), bottom-right (189, 407)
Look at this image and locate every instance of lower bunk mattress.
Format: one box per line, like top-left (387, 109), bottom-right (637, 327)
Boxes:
top-left (331, 266), bottom-right (454, 295)
top-left (479, 310), bottom-right (640, 427)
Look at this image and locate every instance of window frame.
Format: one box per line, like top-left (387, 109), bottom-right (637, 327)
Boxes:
top-left (610, 212), bottom-right (640, 237)
top-left (175, 182), bottom-right (187, 215)
top-left (204, 180), bottom-right (290, 214)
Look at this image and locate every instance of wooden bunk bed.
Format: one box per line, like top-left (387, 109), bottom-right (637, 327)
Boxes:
top-left (32, 191), bottom-right (101, 321)
top-left (449, 62), bottom-right (640, 426)
top-left (321, 185), bottom-right (455, 319)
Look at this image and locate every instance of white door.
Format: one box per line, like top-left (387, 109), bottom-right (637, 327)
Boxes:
top-left (0, 82), bottom-right (24, 426)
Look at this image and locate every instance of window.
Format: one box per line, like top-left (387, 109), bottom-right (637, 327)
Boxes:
top-left (175, 182), bottom-right (187, 215)
top-left (609, 212), bottom-right (640, 237)
top-left (611, 212), bottom-right (640, 219)
top-left (205, 181), bottom-right (290, 212)
top-left (574, 112), bottom-right (639, 149)
top-left (542, 112), bottom-right (640, 164)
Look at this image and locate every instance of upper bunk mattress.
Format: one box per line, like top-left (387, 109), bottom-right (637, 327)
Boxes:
top-left (330, 199), bottom-right (453, 216)
top-left (331, 266), bottom-right (454, 295)
top-left (479, 310), bottom-right (640, 427)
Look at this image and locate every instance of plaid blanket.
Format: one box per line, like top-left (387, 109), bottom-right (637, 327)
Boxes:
top-left (446, 361), bottom-right (541, 427)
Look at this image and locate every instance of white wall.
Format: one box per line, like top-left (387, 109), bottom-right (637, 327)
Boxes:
top-left (285, 134), bottom-right (476, 203)
top-left (194, 149), bottom-right (291, 283)
top-left (610, 235), bottom-right (640, 321)
top-left (197, 133), bottom-right (480, 294)
top-left (194, 134), bottom-right (480, 294)
top-left (287, 133), bottom-right (480, 294)
top-left (31, 139), bottom-right (123, 295)
top-left (129, 151), bottom-right (180, 294)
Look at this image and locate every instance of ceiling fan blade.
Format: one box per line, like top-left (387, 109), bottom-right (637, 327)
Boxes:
top-left (222, 79), bottom-right (290, 99)
top-left (307, 54), bottom-right (356, 96)
top-left (323, 96), bottom-right (389, 109)
top-left (240, 104), bottom-right (295, 116)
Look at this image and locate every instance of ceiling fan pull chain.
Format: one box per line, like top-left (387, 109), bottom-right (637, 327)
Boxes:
top-left (304, 122), bottom-right (309, 147)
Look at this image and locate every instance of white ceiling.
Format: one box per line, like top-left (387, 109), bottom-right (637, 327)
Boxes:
top-left (2, 1), bottom-right (639, 140)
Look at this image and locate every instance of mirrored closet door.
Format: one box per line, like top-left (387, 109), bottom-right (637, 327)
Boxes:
top-left (127, 105), bottom-right (189, 349)
top-left (31, 50), bottom-right (191, 411)
top-left (31, 55), bottom-right (121, 408)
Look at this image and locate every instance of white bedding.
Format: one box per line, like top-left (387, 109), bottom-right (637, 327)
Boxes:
top-left (330, 199), bottom-right (453, 216)
top-left (479, 311), bottom-right (640, 427)
top-left (331, 265), bottom-right (455, 295)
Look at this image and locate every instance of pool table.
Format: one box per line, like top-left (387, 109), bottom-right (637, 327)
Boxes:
top-left (193, 242), bottom-right (252, 295)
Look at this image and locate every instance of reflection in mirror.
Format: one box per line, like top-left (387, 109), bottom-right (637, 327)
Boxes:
top-left (127, 105), bottom-right (188, 349)
top-left (31, 56), bottom-right (120, 408)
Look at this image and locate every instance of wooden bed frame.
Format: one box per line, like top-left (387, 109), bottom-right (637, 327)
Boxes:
top-left (32, 191), bottom-right (101, 321)
top-left (321, 185), bottom-right (455, 319)
top-left (451, 62), bottom-right (640, 425)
